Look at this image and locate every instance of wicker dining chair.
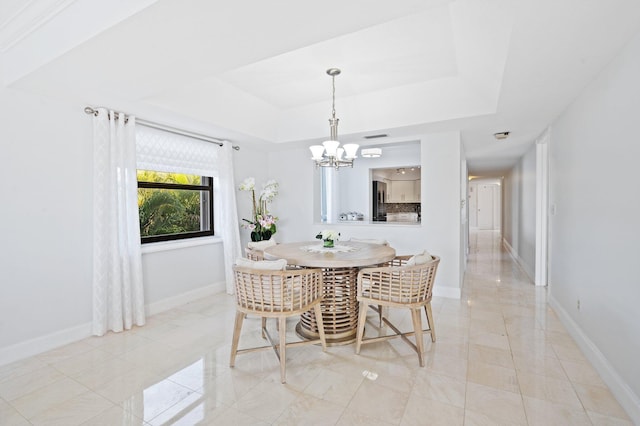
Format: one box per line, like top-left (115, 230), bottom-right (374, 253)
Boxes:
top-left (230, 262), bottom-right (327, 383)
top-left (355, 254), bottom-right (440, 366)
top-left (245, 239), bottom-right (277, 261)
top-left (245, 247), bottom-right (264, 261)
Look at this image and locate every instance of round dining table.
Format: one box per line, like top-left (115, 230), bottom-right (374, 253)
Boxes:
top-left (263, 240), bottom-right (396, 344)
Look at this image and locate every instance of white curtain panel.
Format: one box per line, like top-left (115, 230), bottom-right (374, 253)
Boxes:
top-left (216, 143), bottom-right (242, 294)
top-left (92, 109), bottom-right (145, 336)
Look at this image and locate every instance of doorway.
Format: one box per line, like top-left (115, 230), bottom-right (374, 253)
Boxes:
top-left (469, 181), bottom-right (501, 230)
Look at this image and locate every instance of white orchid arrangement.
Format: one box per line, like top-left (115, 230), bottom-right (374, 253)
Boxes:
top-left (239, 177), bottom-right (279, 241)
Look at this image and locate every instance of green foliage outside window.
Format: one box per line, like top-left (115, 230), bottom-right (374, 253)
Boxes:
top-left (137, 170), bottom-right (212, 240)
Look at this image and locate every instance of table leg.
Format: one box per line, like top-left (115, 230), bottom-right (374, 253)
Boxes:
top-left (297, 267), bottom-right (359, 345)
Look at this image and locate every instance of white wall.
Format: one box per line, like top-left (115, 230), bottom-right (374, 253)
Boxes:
top-left (0, 85), bottom-right (258, 365)
top-left (0, 87), bottom-right (93, 357)
top-left (549, 30), bottom-right (640, 420)
top-left (267, 132), bottom-right (464, 298)
top-left (501, 144), bottom-right (536, 281)
top-left (518, 145), bottom-right (536, 278)
top-left (141, 241), bottom-right (225, 311)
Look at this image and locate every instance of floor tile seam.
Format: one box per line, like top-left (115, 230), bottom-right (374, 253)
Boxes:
top-left (26, 388), bottom-right (115, 425)
top-left (97, 338), bottom-right (157, 356)
top-left (0, 367), bottom-right (67, 403)
top-left (396, 387), bottom-right (425, 426)
top-left (93, 378), bottom-right (146, 407)
top-left (35, 373), bottom-right (109, 416)
top-left (1, 398), bottom-right (31, 425)
top-left (229, 389), bottom-right (295, 425)
top-left (2, 405), bottom-right (33, 425)
top-left (220, 405), bottom-right (267, 426)
top-left (461, 371), bottom-right (471, 425)
top-left (270, 392), bottom-right (345, 425)
top-left (144, 387), bottom-right (207, 426)
top-left (47, 348), bottom-right (117, 378)
top-left (465, 359), bottom-right (522, 397)
top-left (407, 376), bottom-right (468, 413)
top-left (44, 390), bottom-right (118, 425)
top-left (338, 376), bottom-right (377, 422)
top-left (585, 409), bottom-right (633, 424)
top-left (33, 344), bottom-right (96, 365)
top-left (0, 367), bottom-right (45, 388)
top-left (83, 404), bottom-right (147, 425)
top-left (520, 393), bottom-right (593, 421)
top-left (514, 369), bottom-right (594, 419)
top-left (567, 377), bottom-right (630, 420)
top-left (558, 367), bottom-right (606, 389)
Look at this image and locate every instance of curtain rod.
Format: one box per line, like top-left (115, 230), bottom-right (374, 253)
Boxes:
top-left (84, 106), bottom-right (240, 151)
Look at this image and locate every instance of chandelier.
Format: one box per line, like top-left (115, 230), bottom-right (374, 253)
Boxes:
top-left (309, 68), bottom-right (359, 169)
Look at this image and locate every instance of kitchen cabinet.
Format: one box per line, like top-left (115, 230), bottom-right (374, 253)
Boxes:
top-left (387, 212), bottom-right (419, 222)
top-left (388, 180), bottom-right (419, 203)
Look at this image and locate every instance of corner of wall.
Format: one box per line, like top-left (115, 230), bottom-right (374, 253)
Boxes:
top-left (146, 281), bottom-right (227, 316)
top-left (502, 237), bottom-right (534, 284)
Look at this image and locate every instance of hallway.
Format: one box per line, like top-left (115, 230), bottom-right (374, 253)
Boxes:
top-left (454, 230), bottom-right (630, 424)
top-left (0, 231), bottom-right (631, 425)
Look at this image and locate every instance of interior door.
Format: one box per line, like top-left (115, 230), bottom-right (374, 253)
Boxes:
top-left (477, 184), bottom-right (495, 229)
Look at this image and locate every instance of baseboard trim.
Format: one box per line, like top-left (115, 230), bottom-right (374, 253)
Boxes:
top-left (549, 295), bottom-right (640, 423)
top-left (0, 322), bottom-right (92, 367)
top-left (0, 281), bottom-right (226, 367)
top-left (146, 281), bottom-right (226, 316)
top-left (502, 238), bottom-right (535, 284)
top-left (434, 285), bottom-right (461, 299)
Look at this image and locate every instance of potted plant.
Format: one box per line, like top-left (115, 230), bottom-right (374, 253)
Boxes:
top-left (239, 177), bottom-right (279, 242)
top-left (316, 229), bottom-right (340, 248)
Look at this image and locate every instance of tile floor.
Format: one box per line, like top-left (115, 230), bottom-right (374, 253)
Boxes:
top-left (0, 230), bottom-right (632, 425)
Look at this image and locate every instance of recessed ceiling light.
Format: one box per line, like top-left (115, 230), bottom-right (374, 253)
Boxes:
top-left (494, 131), bottom-right (510, 140)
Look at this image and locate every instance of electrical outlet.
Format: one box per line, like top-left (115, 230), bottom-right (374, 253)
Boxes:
top-left (577, 299), bottom-right (581, 310)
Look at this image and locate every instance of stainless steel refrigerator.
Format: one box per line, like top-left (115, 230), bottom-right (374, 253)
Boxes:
top-left (372, 181), bottom-right (387, 221)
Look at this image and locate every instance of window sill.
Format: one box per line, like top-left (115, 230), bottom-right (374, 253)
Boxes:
top-left (141, 236), bottom-right (222, 254)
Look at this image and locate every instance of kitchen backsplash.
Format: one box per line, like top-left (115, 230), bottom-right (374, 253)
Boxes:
top-left (385, 203), bottom-right (420, 213)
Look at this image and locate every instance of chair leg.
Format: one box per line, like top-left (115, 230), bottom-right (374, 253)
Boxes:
top-left (411, 308), bottom-right (425, 367)
top-left (279, 316), bottom-right (287, 384)
top-left (378, 304), bottom-right (383, 327)
top-left (424, 302), bottom-right (436, 342)
top-left (229, 311), bottom-right (245, 367)
top-left (261, 317), bottom-right (267, 339)
top-left (355, 302), bottom-right (368, 354)
top-left (314, 304), bottom-right (327, 351)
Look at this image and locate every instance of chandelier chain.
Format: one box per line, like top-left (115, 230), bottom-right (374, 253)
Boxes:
top-left (331, 74), bottom-right (336, 119)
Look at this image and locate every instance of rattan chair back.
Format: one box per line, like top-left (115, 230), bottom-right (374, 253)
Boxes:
top-left (230, 265), bottom-right (327, 383)
top-left (355, 255), bottom-right (440, 366)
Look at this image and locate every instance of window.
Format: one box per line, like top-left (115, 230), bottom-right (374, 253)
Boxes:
top-left (135, 124), bottom-right (221, 244)
top-left (137, 170), bottom-right (214, 243)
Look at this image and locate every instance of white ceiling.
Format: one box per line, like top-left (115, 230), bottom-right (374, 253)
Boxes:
top-left (2, 0), bottom-right (640, 176)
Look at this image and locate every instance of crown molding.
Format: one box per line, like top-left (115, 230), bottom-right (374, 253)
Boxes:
top-left (0, 0), bottom-right (78, 53)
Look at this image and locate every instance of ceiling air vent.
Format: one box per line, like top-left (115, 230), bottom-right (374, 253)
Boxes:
top-left (364, 134), bottom-right (388, 139)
